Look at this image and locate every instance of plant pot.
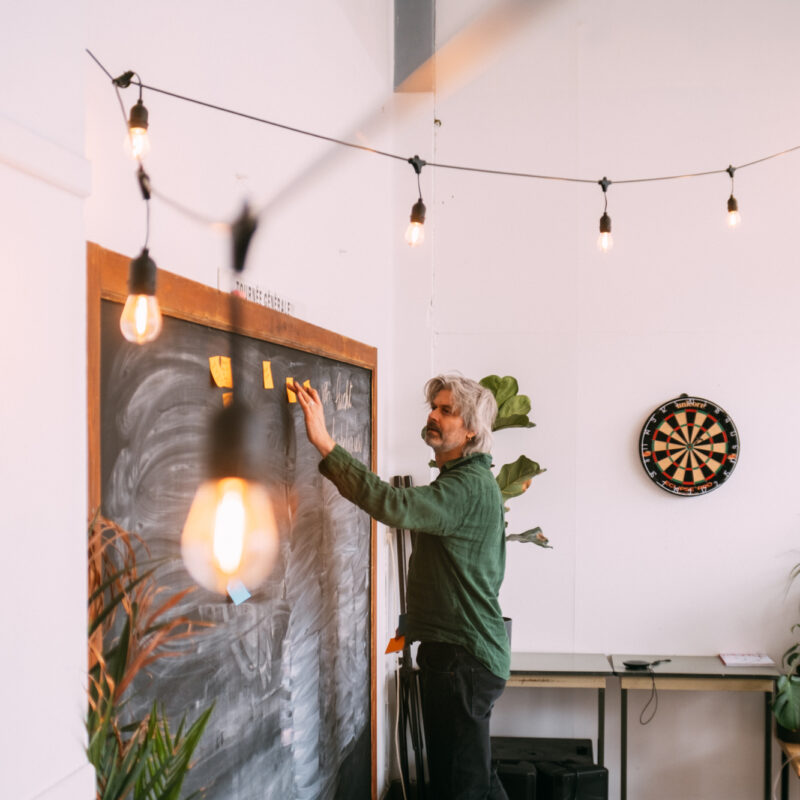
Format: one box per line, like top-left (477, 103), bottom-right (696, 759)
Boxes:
top-left (776, 721), bottom-right (800, 744)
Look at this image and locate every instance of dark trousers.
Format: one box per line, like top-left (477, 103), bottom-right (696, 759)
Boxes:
top-left (417, 642), bottom-right (509, 800)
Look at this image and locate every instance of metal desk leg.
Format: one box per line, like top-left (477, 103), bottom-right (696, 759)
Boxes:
top-left (781, 753), bottom-right (789, 800)
top-left (764, 691), bottom-right (772, 800)
top-left (621, 687), bottom-right (627, 800)
top-left (597, 687), bottom-right (605, 767)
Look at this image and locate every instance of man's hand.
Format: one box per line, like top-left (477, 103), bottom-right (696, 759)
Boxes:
top-left (293, 381), bottom-right (336, 458)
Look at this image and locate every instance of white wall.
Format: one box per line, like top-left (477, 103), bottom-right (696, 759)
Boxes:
top-left (431, 1), bottom-right (800, 798)
top-left (0, 2), bottom-right (94, 799)
top-left (84, 1), bottom-right (408, 796)
top-left (4, 1), bottom-right (800, 799)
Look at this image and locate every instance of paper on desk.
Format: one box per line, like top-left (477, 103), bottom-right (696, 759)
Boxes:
top-left (719, 653), bottom-right (775, 666)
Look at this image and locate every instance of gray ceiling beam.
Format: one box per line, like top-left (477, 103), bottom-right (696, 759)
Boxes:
top-left (394, 0), bottom-right (435, 92)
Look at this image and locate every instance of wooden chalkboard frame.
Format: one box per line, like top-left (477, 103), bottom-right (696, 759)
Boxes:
top-left (86, 241), bottom-right (378, 799)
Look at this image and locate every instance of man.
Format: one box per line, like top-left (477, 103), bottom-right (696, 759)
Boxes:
top-left (293, 375), bottom-right (509, 800)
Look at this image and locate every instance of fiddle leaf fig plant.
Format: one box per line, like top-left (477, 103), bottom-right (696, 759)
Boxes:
top-left (774, 674), bottom-right (800, 733)
top-left (479, 375), bottom-right (550, 549)
top-left (496, 455), bottom-right (545, 501)
top-left (774, 563), bottom-right (800, 738)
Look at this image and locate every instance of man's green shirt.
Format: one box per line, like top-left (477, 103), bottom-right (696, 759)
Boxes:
top-left (319, 444), bottom-right (510, 679)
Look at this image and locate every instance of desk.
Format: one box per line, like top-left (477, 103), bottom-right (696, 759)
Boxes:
top-left (611, 654), bottom-right (779, 800)
top-left (507, 652), bottom-right (613, 766)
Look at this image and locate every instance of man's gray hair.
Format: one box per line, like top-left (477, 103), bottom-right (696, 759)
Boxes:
top-left (424, 374), bottom-right (498, 455)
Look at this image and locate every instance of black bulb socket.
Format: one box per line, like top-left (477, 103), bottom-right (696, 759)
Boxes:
top-left (410, 198), bottom-right (426, 225)
top-left (128, 248), bottom-right (157, 296)
top-left (599, 212), bottom-right (612, 234)
top-left (208, 402), bottom-right (262, 482)
top-left (128, 99), bottom-right (149, 131)
top-left (727, 195), bottom-right (738, 213)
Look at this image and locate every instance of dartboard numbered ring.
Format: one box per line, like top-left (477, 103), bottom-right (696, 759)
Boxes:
top-left (639, 394), bottom-right (739, 496)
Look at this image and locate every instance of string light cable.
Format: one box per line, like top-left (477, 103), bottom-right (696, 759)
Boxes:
top-left (118, 163), bottom-right (164, 344)
top-left (87, 49), bottom-right (800, 245)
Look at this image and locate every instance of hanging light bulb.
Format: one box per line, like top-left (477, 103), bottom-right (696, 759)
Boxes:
top-left (181, 403), bottom-right (280, 597)
top-left (405, 198), bottom-right (426, 246)
top-left (120, 248), bottom-right (163, 344)
top-left (127, 98), bottom-right (150, 159)
top-left (181, 203), bottom-right (277, 600)
top-left (726, 165), bottom-right (741, 228)
top-left (727, 195), bottom-right (741, 228)
top-left (596, 177), bottom-right (613, 253)
top-left (597, 212), bottom-right (613, 253)
top-left (405, 155), bottom-right (427, 247)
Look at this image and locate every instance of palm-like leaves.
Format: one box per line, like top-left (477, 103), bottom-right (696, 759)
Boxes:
top-left (87, 514), bottom-right (213, 800)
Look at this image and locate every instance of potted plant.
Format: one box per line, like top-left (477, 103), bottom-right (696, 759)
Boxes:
top-left (479, 374), bottom-right (549, 549)
top-left (87, 513), bottom-right (214, 799)
top-left (775, 563), bottom-right (800, 743)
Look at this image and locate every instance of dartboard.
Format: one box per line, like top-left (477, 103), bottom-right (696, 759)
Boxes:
top-left (639, 394), bottom-right (739, 496)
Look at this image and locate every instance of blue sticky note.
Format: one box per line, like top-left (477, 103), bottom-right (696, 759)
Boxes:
top-left (227, 579), bottom-right (251, 605)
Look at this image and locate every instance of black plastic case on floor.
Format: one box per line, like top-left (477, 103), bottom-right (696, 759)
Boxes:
top-left (491, 737), bottom-right (607, 800)
top-left (535, 760), bottom-right (608, 800)
top-left (492, 736), bottom-right (594, 765)
top-left (494, 759), bottom-right (537, 800)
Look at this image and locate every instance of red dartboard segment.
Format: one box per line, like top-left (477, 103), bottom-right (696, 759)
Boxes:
top-left (639, 394), bottom-right (739, 496)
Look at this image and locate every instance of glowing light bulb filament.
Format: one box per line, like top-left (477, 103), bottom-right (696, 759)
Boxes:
top-left (120, 293), bottom-right (163, 344)
top-left (405, 220), bottom-right (425, 247)
top-left (405, 198), bottom-right (426, 247)
top-left (129, 127), bottom-right (149, 160)
top-left (213, 481), bottom-right (246, 574)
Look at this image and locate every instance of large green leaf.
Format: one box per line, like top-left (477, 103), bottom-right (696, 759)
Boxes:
top-left (480, 375), bottom-right (519, 408)
top-left (494, 413), bottom-right (535, 431)
top-left (506, 527), bottom-right (552, 548)
top-left (496, 456), bottom-right (545, 500)
top-left (498, 394), bottom-right (531, 419)
top-left (774, 675), bottom-right (800, 731)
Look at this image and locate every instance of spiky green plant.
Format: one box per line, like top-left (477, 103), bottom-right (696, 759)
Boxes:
top-left (87, 514), bottom-right (213, 800)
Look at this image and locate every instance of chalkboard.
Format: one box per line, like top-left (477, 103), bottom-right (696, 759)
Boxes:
top-left (87, 243), bottom-right (377, 800)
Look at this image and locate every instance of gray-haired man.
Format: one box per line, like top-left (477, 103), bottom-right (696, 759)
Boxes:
top-left (294, 375), bottom-right (509, 800)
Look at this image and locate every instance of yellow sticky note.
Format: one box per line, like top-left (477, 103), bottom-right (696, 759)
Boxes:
top-left (303, 379), bottom-right (310, 390)
top-left (209, 356), bottom-right (233, 388)
top-left (263, 361), bottom-right (274, 389)
top-left (222, 392), bottom-right (233, 407)
top-left (286, 377), bottom-right (297, 403)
